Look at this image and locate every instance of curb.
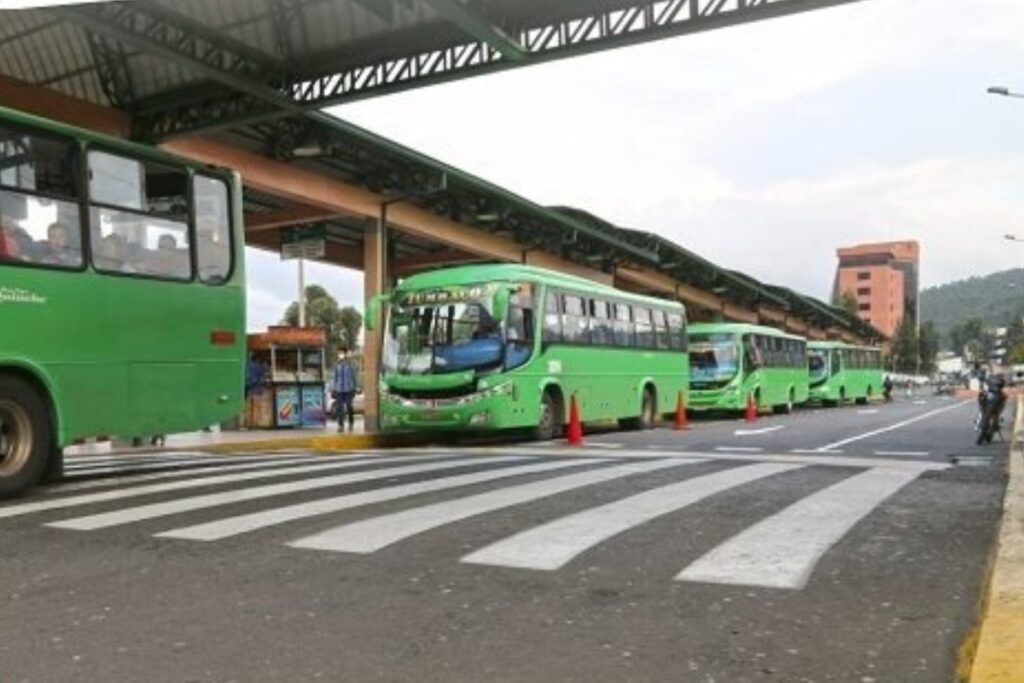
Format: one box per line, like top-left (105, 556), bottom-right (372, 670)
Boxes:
top-left (968, 395), bottom-right (1024, 682)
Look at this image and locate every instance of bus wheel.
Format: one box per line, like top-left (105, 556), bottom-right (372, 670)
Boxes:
top-left (0, 375), bottom-right (52, 498)
top-left (534, 390), bottom-right (562, 441)
top-left (856, 387), bottom-right (872, 406)
top-left (775, 389), bottom-right (795, 415)
top-left (639, 387), bottom-right (657, 429)
top-left (839, 387), bottom-right (847, 405)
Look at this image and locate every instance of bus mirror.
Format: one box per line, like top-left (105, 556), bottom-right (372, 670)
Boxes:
top-left (493, 288), bottom-right (512, 323)
top-left (365, 293), bottom-right (391, 331)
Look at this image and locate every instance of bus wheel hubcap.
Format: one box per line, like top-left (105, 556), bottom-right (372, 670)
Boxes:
top-left (0, 400), bottom-right (33, 477)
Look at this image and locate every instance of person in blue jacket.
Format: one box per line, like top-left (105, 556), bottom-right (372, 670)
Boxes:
top-left (331, 348), bottom-right (358, 432)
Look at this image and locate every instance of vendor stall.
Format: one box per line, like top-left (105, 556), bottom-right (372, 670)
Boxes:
top-left (246, 327), bottom-right (327, 429)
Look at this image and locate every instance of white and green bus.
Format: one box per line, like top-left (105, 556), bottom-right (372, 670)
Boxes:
top-left (688, 323), bottom-right (809, 414)
top-left (807, 341), bottom-right (883, 405)
top-left (376, 264), bottom-right (689, 439)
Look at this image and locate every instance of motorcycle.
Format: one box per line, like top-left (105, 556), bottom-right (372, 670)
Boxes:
top-left (976, 384), bottom-right (1007, 445)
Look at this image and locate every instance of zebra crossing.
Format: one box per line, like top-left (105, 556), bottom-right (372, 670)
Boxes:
top-left (9, 449), bottom-right (947, 590)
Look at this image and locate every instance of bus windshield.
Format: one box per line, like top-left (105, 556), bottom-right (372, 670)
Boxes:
top-left (384, 296), bottom-right (504, 375)
top-left (809, 350), bottom-right (828, 383)
top-left (689, 334), bottom-right (740, 382)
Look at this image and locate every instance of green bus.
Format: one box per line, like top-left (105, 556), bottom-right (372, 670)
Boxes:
top-left (376, 264), bottom-right (689, 439)
top-left (0, 105), bottom-right (245, 497)
top-left (688, 323), bottom-right (809, 414)
top-left (807, 341), bottom-right (884, 405)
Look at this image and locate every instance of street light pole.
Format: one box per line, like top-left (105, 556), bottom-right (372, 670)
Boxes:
top-left (987, 86), bottom-right (1024, 99)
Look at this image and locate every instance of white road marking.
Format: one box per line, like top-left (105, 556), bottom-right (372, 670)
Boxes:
top-left (857, 409), bottom-right (879, 415)
top-left (462, 463), bottom-right (799, 571)
top-left (289, 458), bottom-right (694, 554)
top-left (44, 456), bottom-right (318, 493)
top-left (789, 449), bottom-right (843, 454)
top-left (814, 400), bottom-right (971, 452)
top-left (158, 459), bottom-right (598, 541)
top-left (676, 467), bottom-right (924, 589)
top-left (580, 442), bottom-right (624, 449)
top-left (47, 456), bottom-right (530, 531)
top-left (874, 451), bottom-right (930, 457)
top-left (0, 455), bottom-right (426, 520)
top-left (714, 446), bottom-right (764, 453)
top-left (734, 425), bottom-right (785, 436)
top-left (913, 400), bottom-right (927, 405)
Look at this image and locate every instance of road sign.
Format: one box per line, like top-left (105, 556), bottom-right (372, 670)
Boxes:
top-left (281, 225), bottom-right (326, 261)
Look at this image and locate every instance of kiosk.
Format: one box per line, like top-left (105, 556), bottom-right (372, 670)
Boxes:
top-left (247, 327), bottom-right (327, 429)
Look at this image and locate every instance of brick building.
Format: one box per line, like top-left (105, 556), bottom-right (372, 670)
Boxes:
top-left (833, 241), bottom-right (920, 337)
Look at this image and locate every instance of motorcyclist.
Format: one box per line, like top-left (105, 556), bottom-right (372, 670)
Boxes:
top-left (977, 376), bottom-right (1008, 445)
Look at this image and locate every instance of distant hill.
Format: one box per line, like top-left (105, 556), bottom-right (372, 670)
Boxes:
top-left (920, 268), bottom-right (1024, 347)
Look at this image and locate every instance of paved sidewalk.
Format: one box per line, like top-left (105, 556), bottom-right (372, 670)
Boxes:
top-left (65, 418), bottom-right (367, 457)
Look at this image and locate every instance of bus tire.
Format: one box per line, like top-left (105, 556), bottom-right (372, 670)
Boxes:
top-left (839, 387), bottom-right (847, 405)
top-left (619, 386), bottom-right (656, 431)
top-left (0, 374), bottom-right (52, 498)
top-left (775, 388), bottom-right (795, 415)
top-left (534, 389), bottom-right (563, 441)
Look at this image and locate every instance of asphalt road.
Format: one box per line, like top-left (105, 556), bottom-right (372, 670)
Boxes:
top-left (0, 395), bottom-right (1009, 683)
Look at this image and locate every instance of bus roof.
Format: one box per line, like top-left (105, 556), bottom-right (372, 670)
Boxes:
top-left (395, 263), bottom-right (685, 310)
top-left (687, 322), bottom-right (806, 342)
top-left (807, 340), bottom-right (882, 351)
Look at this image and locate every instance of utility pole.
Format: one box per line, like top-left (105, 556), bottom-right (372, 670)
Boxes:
top-left (298, 257), bottom-right (306, 328)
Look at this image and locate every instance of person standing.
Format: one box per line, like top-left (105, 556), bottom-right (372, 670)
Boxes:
top-left (331, 348), bottom-right (358, 433)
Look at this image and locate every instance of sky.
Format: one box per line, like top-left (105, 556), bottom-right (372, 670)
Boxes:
top-left (239, 0), bottom-right (1024, 332)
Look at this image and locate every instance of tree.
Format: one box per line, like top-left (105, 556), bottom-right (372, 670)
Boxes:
top-left (918, 321), bottom-right (939, 374)
top-left (834, 289), bottom-right (859, 317)
top-left (949, 317), bottom-right (985, 356)
top-left (892, 316), bottom-right (919, 373)
top-left (283, 284), bottom-right (363, 359)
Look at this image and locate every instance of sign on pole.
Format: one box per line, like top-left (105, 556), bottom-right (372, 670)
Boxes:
top-left (281, 225), bottom-right (327, 261)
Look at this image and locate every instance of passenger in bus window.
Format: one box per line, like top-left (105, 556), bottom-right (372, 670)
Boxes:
top-left (0, 222), bottom-right (23, 260)
top-left (43, 222), bottom-right (78, 267)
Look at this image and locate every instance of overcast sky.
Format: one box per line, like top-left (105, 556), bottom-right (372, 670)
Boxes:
top-left (244, 0), bottom-right (1024, 331)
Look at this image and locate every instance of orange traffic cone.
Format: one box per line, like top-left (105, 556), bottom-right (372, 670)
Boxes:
top-left (744, 393), bottom-right (758, 423)
top-left (567, 393), bottom-right (584, 446)
top-left (673, 391), bottom-right (690, 430)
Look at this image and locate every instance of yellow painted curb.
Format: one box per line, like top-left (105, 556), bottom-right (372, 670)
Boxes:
top-left (969, 395), bottom-right (1024, 682)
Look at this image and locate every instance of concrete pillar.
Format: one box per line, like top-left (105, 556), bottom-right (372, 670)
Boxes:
top-left (362, 216), bottom-right (387, 432)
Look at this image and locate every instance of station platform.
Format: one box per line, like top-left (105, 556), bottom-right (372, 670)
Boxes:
top-left (64, 418), bottom-right (367, 457)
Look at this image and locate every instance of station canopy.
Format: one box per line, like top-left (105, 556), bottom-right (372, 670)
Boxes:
top-left (0, 0), bottom-right (878, 341)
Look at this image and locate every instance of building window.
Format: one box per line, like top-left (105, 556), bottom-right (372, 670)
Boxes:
top-left (856, 287), bottom-right (870, 296)
top-left (858, 303), bottom-right (870, 311)
top-left (856, 272), bottom-right (871, 281)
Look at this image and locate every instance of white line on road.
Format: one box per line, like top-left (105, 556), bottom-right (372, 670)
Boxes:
top-left (857, 409), bottom-right (879, 415)
top-left (47, 456), bottom-right (531, 531)
top-left (874, 451), bottom-right (930, 457)
top-left (714, 446), bottom-right (764, 453)
top-left (0, 456), bottom-right (398, 519)
top-left (913, 400), bottom-right (927, 405)
top-left (676, 467), bottom-right (924, 589)
top-left (158, 459), bottom-right (598, 541)
top-left (734, 425), bottom-right (785, 436)
top-left (461, 463), bottom-right (799, 571)
top-left (289, 458), bottom-right (696, 554)
top-left (813, 400), bottom-right (971, 452)
top-left (578, 442), bottom-right (624, 449)
top-left (789, 449), bottom-right (843, 454)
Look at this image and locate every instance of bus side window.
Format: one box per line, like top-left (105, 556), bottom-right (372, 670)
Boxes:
top-left (653, 310), bottom-right (671, 350)
top-left (543, 290), bottom-right (562, 343)
top-left (194, 174), bottom-right (232, 284)
top-left (88, 151), bottom-right (191, 281)
top-left (667, 313), bottom-right (684, 351)
top-left (0, 128), bottom-right (83, 270)
top-left (562, 294), bottom-right (590, 345)
top-left (634, 307), bottom-right (653, 348)
top-left (613, 303), bottom-right (634, 347)
top-left (590, 299), bottom-right (613, 346)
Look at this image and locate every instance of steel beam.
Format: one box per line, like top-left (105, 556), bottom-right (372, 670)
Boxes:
top-left (421, 0), bottom-right (527, 62)
top-left (75, 0), bottom-right (868, 138)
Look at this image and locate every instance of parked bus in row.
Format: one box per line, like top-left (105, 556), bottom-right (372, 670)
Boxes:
top-left (374, 264), bottom-right (689, 439)
top-left (807, 341), bottom-right (884, 405)
top-left (0, 105), bottom-right (245, 497)
top-left (688, 323), bottom-right (809, 414)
